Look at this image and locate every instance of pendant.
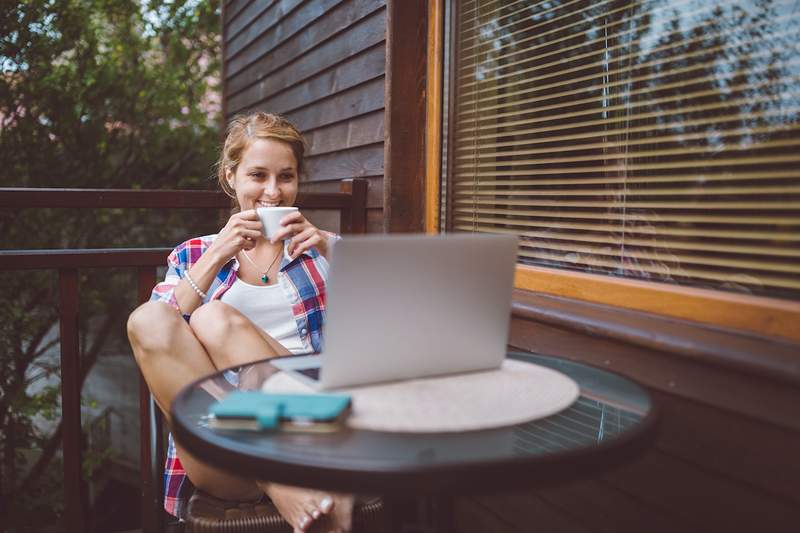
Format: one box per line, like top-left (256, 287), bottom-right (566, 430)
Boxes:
top-left (261, 273), bottom-right (269, 284)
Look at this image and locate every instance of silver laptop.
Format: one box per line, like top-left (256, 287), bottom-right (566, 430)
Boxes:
top-left (271, 233), bottom-right (518, 390)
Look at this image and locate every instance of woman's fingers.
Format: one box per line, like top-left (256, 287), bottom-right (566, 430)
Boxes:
top-left (280, 210), bottom-right (304, 225)
top-left (269, 211), bottom-right (314, 243)
top-left (270, 222), bottom-right (305, 243)
top-left (288, 228), bottom-right (319, 258)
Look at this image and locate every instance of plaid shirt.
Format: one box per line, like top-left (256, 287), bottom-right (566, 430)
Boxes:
top-left (151, 233), bottom-right (333, 518)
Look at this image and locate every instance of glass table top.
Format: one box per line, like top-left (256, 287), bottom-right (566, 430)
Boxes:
top-left (171, 351), bottom-right (656, 494)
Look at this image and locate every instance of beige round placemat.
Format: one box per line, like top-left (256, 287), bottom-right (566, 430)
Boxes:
top-left (262, 359), bottom-right (580, 433)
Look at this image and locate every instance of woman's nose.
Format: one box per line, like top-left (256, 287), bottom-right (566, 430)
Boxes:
top-left (263, 179), bottom-right (278, 196)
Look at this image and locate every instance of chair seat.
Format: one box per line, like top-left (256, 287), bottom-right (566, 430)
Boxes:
top-left (186, 489), bottom-right (384, 532)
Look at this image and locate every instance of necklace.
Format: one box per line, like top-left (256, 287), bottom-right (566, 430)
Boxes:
top-left (241, 246), bottom-right (282, 284)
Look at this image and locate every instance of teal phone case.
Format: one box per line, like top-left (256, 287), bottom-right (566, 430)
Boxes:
top-left (210, 391), bottom-right (352, 430)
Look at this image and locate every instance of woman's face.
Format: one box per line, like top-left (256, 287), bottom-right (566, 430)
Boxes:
top-left (227, 138), bottom-right (299, 211)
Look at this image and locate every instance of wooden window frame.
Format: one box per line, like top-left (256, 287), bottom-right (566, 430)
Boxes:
top-left (417, 0), bottom-right (800, 343)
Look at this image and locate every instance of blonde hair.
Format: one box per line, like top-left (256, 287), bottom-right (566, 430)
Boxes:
top-left (216, 112), bottom-right (306, 204)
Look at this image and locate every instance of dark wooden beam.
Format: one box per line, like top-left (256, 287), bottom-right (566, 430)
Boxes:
top-left (384, 0), bottom-right (427, 233)
top-left (136, 266), bottom-right (161, 533)
top-left (0, 188), bottom-right (356, 210)
top-left (339, 178), bottom-right (368, 234)
top-left (0, 249), bottom-right (172, 270)
top-left (511, 290), bottom-right (800, 387)
top-left (0, 188), bottom-right (232, 209)
top-left (294, 191), bottom-right (355, 210)
top-left (58, 268), bottom-right (86, 532)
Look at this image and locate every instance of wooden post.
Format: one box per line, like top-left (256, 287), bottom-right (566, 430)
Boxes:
top-left (340, 178), bottom-right (368, 234)
top-left (136, 266), bottom-right (162, 533)
top-left (58, 268), bottom-right (86, 532)
top-left (384, 0), bottom-right (428, 233)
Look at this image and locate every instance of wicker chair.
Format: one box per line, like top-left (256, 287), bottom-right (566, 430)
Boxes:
top-left (185, 489), bottom-right (385, 533)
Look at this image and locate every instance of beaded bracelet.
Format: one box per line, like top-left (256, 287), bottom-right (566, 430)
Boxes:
top-left (184, 272), bottom-right (207, 300)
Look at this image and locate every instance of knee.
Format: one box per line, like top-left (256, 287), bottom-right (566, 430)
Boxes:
top-left (127, 301), bottom-right (183, 363)
top-left (189, 301), bottom-right (246, 346)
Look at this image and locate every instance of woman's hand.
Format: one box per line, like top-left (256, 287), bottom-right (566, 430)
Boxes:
top-left (206, 210), bottom-right (263, 265)
top-left (270, 210), bottom-right (331, 260)
top-left (259, 482), bottom-right (354, 533)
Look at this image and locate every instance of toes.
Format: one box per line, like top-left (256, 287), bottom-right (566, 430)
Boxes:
top-left (297, 513), bottom-right (313, 531)
top-left (302, 499), bottom-right (322, 521)
top-left (319, 495), bottom-right (334, 513)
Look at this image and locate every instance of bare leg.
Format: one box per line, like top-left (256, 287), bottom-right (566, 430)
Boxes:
top-left (188, 302), bottom-right (357, 531)
top-left (127, 301), bottom-right (263, 501)
top-left (129, 300), bottom-right (352, 530)
top-left (188, 300), bottom-right (291, 369)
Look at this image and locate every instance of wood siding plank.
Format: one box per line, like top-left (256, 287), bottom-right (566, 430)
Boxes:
top-left (227, 0), bottom-right (332, 64)
top-left (226, 0), bottom-right (350, 82)
top-left (223, 0), bottom-right (256, 28)
top-left (305, 110), bottom-right (384, 157)
top-left (283, 77), bottom-right (385, 133)
top-left (305, 143), bottom-right (384, 182)
top-left (226, 0), bottom-right (285, 44)
top-left (227, 6), bottom-right (386, 103)
top-left (228, 42), bottom-right (385, 116)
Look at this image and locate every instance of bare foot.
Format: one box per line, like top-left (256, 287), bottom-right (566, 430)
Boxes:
top-left (257, 482), bottom-right (355, 532)
top-left (258, 482), bottom-right (330, 532)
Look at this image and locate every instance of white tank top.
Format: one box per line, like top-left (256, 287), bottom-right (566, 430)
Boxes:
top-left (219, 278), bottom-right (306, 354)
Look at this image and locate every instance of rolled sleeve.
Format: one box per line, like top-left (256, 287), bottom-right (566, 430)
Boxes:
top-left (150, 249), bottom-right (183, 311)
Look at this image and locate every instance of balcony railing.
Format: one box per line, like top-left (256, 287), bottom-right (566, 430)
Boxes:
top-left (0, 179), bottom-right (368, 532)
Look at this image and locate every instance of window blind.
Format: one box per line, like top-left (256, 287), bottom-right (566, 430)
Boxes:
top-left (448, 0), bottom-right (800, 300)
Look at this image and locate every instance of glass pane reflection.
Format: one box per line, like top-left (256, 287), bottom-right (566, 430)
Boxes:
top-left (451, 0), bottom-right (800, 300)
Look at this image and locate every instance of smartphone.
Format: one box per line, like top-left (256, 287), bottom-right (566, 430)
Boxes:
top-left (208, 390), bottom-right (352, 432)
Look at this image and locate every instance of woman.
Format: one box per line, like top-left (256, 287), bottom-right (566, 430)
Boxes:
top-left (127, 112), bottom-right (353, 532)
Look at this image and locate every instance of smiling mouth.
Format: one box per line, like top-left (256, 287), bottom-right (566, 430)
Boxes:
top-left (256, 201), bottom-right (282, 207)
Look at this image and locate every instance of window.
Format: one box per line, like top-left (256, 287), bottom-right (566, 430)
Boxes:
top-left (434, 0), bottom-right (800, 338)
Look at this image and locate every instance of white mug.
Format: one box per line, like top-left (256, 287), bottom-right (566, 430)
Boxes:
top-left (256, 206), bottom-right (298, 240)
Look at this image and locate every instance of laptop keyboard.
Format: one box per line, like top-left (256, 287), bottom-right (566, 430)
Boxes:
top-left (296, 367), bottom-right (321, 381)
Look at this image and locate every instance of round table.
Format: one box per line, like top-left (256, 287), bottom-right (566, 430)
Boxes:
top-left (171, 351), bottom-right (657, 530)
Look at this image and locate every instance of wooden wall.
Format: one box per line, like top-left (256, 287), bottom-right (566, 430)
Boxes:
top-left (221, 3), bottom-right (800, 532)
top-left (222, 0), bottom-right (387, 233)
top-left (454, 292), bottom-right (800, 533)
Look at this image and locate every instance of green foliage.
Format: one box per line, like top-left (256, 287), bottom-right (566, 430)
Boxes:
top-left (0, 1), bottom-right (222, 531)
